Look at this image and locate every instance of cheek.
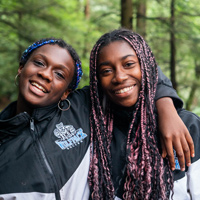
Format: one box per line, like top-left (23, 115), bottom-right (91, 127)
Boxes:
top-left (138, 73), bottom-right (142, 84)
top-left (99, 77), bottom-right (111, 91)
top-left (55, 82), bottom-right (69, 95)
top-left (19, 66), bottom-right (33, 79)
top-left (18, 72), bottom-right (29, 87)
top-left (133, 67), bottom-right (142, 83)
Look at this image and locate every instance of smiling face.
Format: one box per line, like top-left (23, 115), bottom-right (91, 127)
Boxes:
top-left (98, 40), bottom-right (142, 108)
top-left (17, 44), bottom-right (75, 111)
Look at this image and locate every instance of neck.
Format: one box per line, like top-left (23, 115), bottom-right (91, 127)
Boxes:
top-left (16, 95), bottom-right (33, 116)
top-left (111, 102), bottom-right (137, 112)
top-left (16, 101), bottom-right (33, 116)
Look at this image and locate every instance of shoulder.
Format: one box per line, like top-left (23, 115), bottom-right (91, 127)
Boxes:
top-left (68, 86), bottom-right (90, 108)
top-left (178, 109), bottom-right (200, 162)
top-left (0, 101), bottom-right (17, 120)
top-left (178, 109), bottom-right (200, 141)
top-left (178, 108), bottom-right (200, 129)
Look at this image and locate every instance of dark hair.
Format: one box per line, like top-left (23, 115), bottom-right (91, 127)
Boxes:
top-left (88, 28), bottom-right (173, 199)
top-left (20, 38), bottom-right (82, 91)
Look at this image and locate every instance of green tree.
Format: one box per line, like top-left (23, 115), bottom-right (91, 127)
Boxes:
top-left (121, 0), bottom-right (133, 29)
top-left (0, 0), bottom-right (199, 115)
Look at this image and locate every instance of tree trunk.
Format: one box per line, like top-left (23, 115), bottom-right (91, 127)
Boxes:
top-left (136, 0), bottom-right (146, 38)
top-left (170, 0), bottom-right (177, 90)
top-left (17, 11), bottom-right (23, 61)
top-left (186, 61), bottom-right (200, 110)
top-left (186, 82), bottom-right (197, 111)
top-left (84, 0), bottom-right (90, 19)
top-left (121, 0), bottom-right (133, 29)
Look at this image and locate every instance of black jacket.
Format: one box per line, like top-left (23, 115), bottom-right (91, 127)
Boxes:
top-left (0, 67), bottom-right (184, 200)
top-left (111, 106), bottom-right (200, 200)
top-left (0, 87), bottom-right (91, 200)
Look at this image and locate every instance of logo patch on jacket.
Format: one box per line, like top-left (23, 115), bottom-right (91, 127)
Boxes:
top-left (54, 122), bottom-right (87, 150)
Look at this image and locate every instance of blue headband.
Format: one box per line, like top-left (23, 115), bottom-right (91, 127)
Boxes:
top-left (20, 39), bottom-right (58, 62)
top-left (20, 39), bottom-right (83, 90)
top-left (74, 62), bottom-right (83, 90)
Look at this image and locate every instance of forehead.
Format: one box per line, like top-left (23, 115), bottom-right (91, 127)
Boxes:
top-left (98, 40), bottom-right (137, 60)
top-left (29, 44), bottom-right (74, 66)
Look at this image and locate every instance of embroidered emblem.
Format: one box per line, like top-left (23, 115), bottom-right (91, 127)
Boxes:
top-left (173, 149), bottom-right (181, 170)
top-left (54, 122), bottom-right (87, 150)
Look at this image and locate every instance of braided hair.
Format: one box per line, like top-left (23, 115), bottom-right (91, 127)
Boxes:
top-left (20, 38), bottom-right (82, 91)
top-left (88, 28), bottom-right (173, 200)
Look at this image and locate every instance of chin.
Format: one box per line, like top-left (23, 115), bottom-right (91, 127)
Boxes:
top-left (119, 100), bottom-right (138, 108)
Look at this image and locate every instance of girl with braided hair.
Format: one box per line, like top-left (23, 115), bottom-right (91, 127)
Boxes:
top-left (88, 29), bottom-right (200, 200)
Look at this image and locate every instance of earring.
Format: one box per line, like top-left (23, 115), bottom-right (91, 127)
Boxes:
top-left (15, 74), bottom-right (19, 86)
top-left (58, 99), bottom-right (71, 111)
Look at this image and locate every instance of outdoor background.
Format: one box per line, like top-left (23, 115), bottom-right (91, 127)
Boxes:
top-left (0, 0), bottom-right (200, 115)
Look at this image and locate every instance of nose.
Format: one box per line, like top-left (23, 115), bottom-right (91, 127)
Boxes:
top-left (37, 68), bottom-right (53, 82)
top-left (112, 67), bottom-right (128, 84)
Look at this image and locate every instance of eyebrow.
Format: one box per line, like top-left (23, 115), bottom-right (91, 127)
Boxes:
top-left (121, 54), bottom-right (137, 60)
top-left (98, 61), bottom-right (110, 68)
top-left (34, 54), bottom-right (71, 72)
top-left (98, 54), bottom-right (137, 68)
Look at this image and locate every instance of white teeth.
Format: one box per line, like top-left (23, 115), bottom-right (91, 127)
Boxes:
top-left (115, 86), bottom-right (134, 94)
top-left (31, 82), bottom-right (47, 93)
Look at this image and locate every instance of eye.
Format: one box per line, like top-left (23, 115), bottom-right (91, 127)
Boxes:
top-left (124, 62), bottom-right (135, 68)
top-left (99, 67), bottom-right (112, 76)
top-left (33, 60), bottom-right (44, 67)
top-left (55, 71), bottom-right (65, 79)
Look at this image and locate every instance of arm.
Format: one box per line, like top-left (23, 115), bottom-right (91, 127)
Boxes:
top-left (156, 66), bottom-right (195, 171)
top-left (156, 66), bottom-right (183, 108)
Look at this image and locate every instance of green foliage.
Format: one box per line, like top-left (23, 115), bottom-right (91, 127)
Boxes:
top-left (0, 0), bottom-right (199, 115)
top-left (145, 0), bottom-right (200, 115)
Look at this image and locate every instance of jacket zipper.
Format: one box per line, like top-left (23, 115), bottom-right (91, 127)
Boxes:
top-left (30, 118), bottom-right (61, 200)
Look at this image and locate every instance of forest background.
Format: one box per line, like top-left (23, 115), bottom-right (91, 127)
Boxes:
top-left (0, 0), bottom-right (200, 115)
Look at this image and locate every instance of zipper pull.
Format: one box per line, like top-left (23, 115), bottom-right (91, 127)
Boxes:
top-left (30, 118), bottom-right (35, 131)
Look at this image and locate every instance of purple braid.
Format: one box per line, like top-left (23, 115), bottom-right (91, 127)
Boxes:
top-left (89, 42), bottom-right (115, 199)
top-left (88, 28), bottom-right (173, 200)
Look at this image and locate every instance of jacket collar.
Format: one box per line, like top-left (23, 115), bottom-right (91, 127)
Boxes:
top-left (0, 101), bottom-right (59, 140)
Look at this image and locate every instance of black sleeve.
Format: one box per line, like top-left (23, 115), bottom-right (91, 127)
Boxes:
top-left (155, 66), bottom-right (183, 108)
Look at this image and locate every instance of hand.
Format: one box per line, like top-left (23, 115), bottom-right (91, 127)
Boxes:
top-left (156, 97), bottom-right (195, 171)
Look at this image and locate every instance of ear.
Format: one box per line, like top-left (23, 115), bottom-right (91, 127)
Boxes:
top-left (61, 89), bottom-right (72, 100)
top-left (18, 65), bottom-right (24, 74)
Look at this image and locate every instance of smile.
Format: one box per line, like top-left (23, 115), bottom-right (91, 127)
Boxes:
top-left (115, 85), bottom-right (134, 94)
top-left (31, 82), bottom-right (47, 93)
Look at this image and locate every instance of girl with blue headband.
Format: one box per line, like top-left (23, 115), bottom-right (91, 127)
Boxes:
top-left (0, 35), bottom-right (195, 199)
top-left (0, 38), bottom-right (91, 199)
